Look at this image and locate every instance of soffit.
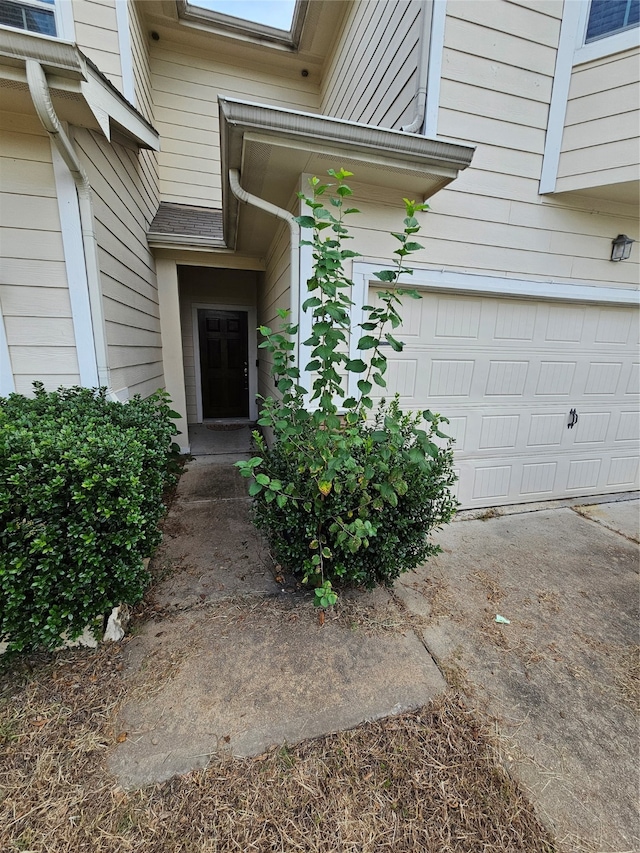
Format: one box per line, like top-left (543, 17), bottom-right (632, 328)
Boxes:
top-left (219, 97), bottom-right (476, 255)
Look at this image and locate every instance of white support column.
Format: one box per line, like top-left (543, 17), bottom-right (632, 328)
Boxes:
top-left (156, 258), bottom-right (189, 452)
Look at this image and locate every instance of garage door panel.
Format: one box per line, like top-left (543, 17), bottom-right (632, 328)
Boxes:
top-left (370, 286), bottom-right (639, 508)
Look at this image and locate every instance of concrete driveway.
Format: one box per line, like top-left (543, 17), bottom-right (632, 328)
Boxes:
top-left (109, 447), bottom-right (639, 852)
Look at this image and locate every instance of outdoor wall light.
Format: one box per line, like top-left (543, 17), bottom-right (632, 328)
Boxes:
top-left (610, 234), bottom-right (634, 261)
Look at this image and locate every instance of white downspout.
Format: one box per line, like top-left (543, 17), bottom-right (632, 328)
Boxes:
top-left (228, 168), bottom-right (300, 364)
top-left (26, 59), bottom-right (112, 392)
top-left (402, 0), bottom-right (433, 133)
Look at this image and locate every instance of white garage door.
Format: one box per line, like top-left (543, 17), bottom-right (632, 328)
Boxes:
top-left (371, 288), bottom-right (639, 509)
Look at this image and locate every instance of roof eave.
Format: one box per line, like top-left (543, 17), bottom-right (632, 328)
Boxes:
top-left (219, 97), bottom-right (476, 251)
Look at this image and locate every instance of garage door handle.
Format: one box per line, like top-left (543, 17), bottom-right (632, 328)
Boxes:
top-left (568, 409), bottom-right (578, 429)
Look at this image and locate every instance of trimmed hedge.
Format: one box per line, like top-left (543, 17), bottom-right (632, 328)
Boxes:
top-left (0, 384), bottom-right (180, 653)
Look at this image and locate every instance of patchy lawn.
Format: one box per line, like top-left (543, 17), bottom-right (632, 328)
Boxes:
top-left (0, 643), bottom-right (555, 852)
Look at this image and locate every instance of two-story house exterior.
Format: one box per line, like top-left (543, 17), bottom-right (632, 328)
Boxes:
top-left (0, 0), bottom-right (638, 508)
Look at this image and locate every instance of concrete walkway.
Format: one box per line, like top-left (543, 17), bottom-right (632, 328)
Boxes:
top-left (108, 443), bottom-right (639, 851)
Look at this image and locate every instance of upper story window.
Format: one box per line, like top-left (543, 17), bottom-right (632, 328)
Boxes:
top-left (0, 0), bottom-right (56, 37)
top-left (585, 0), bottom-right (639, 42)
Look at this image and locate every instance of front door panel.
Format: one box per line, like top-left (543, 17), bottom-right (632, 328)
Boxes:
top-left (198, 309), bottom-right (249, 419)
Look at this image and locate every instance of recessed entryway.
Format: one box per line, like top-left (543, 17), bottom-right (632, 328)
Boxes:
top-left (177, 265), bottom-right (259, 425)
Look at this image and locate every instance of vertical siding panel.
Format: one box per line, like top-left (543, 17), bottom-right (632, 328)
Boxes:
top-left (72, 0), bottom-right (123, 92)
top-left (321, 0), bottom-right (422, 129)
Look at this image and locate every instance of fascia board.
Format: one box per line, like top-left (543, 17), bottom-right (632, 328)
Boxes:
top-left (221, 98), bottom-right (475, 170)
top-left (0, 28), bottom-right (83, 78)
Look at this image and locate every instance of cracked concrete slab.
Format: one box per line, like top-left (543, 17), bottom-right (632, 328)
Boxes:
top-left (573, 498), bottom-right (639, 542)
top-left (395, 502), bottom-right (640, 852)
top-left (108, 596), bottom-right (445, 789)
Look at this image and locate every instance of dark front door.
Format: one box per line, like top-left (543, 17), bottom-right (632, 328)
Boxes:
top-left (198, 309), bottom-right (249, 419)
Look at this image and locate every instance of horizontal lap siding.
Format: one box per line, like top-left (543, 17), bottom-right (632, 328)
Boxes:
top-left (321, 0), bottom-right (421, 129)
top-left (150, 43), bottom-right (319, 207)
top-left (556, 49), bottom-right (640, 191)
top-left (402, 0), bottom-right (640, 289)
top-left (0, 111), bottom-right (79, 393)
top-left (74, 129), bottom-right (163, 399)
top-left (72, 0), bottom-right (123, 93)
top-left (259, 222), bottom-right (290, 402)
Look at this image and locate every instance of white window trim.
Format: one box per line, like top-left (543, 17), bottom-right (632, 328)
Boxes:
top-left (0, 0), bottom-right (75, 41)
top-left (191, 302), bottom-right (258, 424)
top-left (540, 0), bottom-right (639, 194)
top-left (575, 0), bottom-right (640, 64)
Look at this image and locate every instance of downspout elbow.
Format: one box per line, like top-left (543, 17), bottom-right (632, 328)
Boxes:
top-left (26, 59), bottom-right (112, 394)
top-left (402, 0), bottom-right (432, 134)
top-left (228, 169), bottom-right (300, 355)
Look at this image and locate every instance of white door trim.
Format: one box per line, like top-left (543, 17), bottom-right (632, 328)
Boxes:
top-left (192, 302), bottom-right (258, 423)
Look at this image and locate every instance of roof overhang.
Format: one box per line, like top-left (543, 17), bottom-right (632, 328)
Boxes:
top-left (219, 97), bottom-right (475, 253)
top-left (0, 28), bottom-right (159, 150)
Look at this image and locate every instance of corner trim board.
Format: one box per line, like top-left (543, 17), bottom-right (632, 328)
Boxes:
top-left (50, 140), bottom-right (99, 387)
top-left (0, 300), bottom-right (14, 396)
top-left (115, 0), bottom-right (136, 106)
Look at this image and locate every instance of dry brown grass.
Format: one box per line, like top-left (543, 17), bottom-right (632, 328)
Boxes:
top-left (1, 643), bottom-right (557, 853)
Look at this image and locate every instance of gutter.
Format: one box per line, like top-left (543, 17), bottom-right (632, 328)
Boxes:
top-left (26, 59), bottom-right (111, 392)
top-left (228, 168), bottom-right (300, 364)
top-left (402, 0), bottom-right (433, 133)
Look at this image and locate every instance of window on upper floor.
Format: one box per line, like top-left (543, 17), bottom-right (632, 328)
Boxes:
top-left (0, 0), bottom-right (56, 37)
top-left (585, 0), bottom-right (639, 42)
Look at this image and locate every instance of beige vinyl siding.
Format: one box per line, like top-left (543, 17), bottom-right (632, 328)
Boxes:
top-left (178, 267), bottom-right (258, 423)
top-left (72, 0), bottom-right (123, 92)
top-left (556, 48), bottom-right (640, 193)
top-left (0, 111), bottom-right (80, 394)
top-left (258, 222), bottom-right (291, 402)
top-left (73, 128), bottom-right (163, 398)
top-left (383, 0), bottom-right (640, 289)
top-left (150, 41), bottom-right (319, 207)
top-left (321, 0), bottom-right (421, 129)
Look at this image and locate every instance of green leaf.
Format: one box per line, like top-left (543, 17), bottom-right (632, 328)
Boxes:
top-left (255, 473), bottom-right (270, 486)
top-left (296, 215), bottom-right (316, 228)
top-left (385, 333), bottom-right (403, 352)
top-left (373, 373), bottom-right (387, 387)
top-left (357, 379), bottom-right (372, 395)
top-left (276, 494), bottom-right (287, 508)
top-left (248, 480), bottom-right (263, 496)
top-left (357, 335), bottom-right (377, 350)
top-left (345, 359), bottom-right (367, 373)
top-left (373, 270), bottom-right (396, 283)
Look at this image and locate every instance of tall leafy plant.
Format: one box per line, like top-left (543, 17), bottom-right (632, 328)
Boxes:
top-left (237, 170), bottom-right (457, 603)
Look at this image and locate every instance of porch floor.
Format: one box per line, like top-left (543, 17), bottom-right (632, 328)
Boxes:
top-left (188, 423), bottom-right (254, 456)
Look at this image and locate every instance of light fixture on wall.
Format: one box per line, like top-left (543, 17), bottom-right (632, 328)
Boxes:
top-left (610, 234), bottom-right (634, 262)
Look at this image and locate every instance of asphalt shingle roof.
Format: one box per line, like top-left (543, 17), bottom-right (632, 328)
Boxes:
top-left (148, 202), bottom-right (226, 246)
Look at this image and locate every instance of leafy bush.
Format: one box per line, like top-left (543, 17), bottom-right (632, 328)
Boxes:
top-left (238, 170), bottom-right (458, 602)
top-left (0, 385), bottom-right (179, 653)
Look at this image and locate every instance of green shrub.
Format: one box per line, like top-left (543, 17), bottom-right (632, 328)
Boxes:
top-left (0, 384), bottom-right (179, 653)
top-left (237, 170), bottom-right (458, 602)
